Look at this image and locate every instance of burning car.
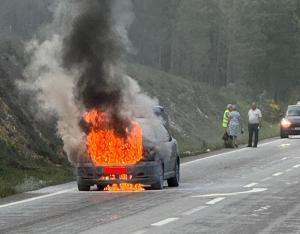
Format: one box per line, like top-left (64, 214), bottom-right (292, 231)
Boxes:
top-left (76, 106), bottom-right (180, 191)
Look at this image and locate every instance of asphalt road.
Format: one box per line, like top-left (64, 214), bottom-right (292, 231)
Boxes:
top-left (1, 137), bottom-right (300, 234)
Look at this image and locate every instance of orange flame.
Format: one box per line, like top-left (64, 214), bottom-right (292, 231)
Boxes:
top-left (84, 109), bottom-right (144, 191)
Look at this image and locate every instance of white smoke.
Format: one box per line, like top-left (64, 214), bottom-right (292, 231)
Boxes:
top-left (20, 0), bottom-right (165, 164)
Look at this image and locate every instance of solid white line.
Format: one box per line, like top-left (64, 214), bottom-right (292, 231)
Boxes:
top-left (0, 189), bottom-right (75, 209)
top-left (182, 206), bottom-right (208, 216)
top-left (244, 183), bottom-right (258, 188)
top-left (293, 164), bottom-right (300, 168)
top-left (0, 139), bottom-right (280, 209)
top-left (192, 188), bottom-right (268, 198)
top-left (181, 139), bottom-right (281, 167)
top-left (273, 172), bottom-right (283, 177)
top-left (151, 218), bottom-right (179, 227)
top-left (206, 197), bottom-right (225, 205)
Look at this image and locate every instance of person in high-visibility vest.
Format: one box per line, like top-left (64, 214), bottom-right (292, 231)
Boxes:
top-left (223, 104), bottom-right (232, 131)
top-left (222, 104), bottom-right (233, 147)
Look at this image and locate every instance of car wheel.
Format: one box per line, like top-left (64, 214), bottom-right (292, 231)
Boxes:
top-left (167, 160), bottom-right (180, 187)
top-left (97, 185), bottom-right (105, 191)
top-left (78, 184), bottom-right (90, 191)
top-left (280, 131), bottom-right (289, 138)
top-left (152, 163), bottom-right (164, 190)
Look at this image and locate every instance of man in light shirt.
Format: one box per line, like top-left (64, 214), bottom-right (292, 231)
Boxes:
top-left (248, 102), bottom-right (262, 148)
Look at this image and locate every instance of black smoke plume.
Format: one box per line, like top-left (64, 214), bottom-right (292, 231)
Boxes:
top-left (62, 0), bottom-right (130, 136)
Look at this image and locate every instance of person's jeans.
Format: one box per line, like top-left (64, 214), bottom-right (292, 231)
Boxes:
top-left (248, 123), bottom-right (259, 147)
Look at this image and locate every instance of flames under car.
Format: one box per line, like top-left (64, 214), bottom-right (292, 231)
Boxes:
top-left (76, 106), bottom-right (180, 191)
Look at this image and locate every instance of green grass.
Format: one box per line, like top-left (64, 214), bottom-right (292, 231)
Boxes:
top-left (0, 138), bottom-right (73, 198)
top-left (127, 63), bottom-right (280, 155)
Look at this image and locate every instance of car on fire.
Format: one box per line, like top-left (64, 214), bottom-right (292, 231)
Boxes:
top-left (280, 104), bottom-right (300, 138)
top-left (76, 106), bottom-right (180, 191)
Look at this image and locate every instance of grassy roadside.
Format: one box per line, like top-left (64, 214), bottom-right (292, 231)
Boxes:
top-left (0, 137), bottom-right (73, 198)
top-left (127, 63), bottom-right (281, 155)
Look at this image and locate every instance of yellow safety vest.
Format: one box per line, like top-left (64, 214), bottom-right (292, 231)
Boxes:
top-left (222, 109), bottom-right (230, 128)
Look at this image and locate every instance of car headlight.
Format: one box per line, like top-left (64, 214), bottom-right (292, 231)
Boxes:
top-left (142, 147), bottom-right (156, 161)
top-left (281, 118), bottom-right (292, 128)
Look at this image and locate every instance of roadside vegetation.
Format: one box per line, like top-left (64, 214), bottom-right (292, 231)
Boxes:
top-left (0, 40), bottom-right (73, 198)
top-left (128, 64), bottom-right (280, 155)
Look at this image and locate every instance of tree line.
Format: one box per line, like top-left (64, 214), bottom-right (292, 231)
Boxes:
top-left (1, 0), bottom-right (299, 100)
top-left (130, 0), bottom-right (300, 100)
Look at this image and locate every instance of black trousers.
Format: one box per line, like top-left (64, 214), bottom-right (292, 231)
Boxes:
top-left (248, 123), bottom-right (259, 147)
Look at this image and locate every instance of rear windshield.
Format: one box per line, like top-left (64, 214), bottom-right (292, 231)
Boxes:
top-left (287, 106), bottom-right (300, 116)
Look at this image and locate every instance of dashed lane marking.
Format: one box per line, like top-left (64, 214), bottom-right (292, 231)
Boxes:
top-left (280, 144), bottom-right (291, 148)
top-left (206, 197), bottom-right (226, 205)
top-left (131, 230), bottom-right (147, 234)
top-left (244, 183), bottom-right (258, 188)
top-left (261, 177), bottom-right (272, 182)
top-left (192, 188), bottom-right (268, 198)
top-left (182, 206), bottom-right (208, 216)
top-left (151, 218), bottom-right (179, 227)
top-left (293, 164), bottom-right (300, 168)
top-left (273, 172), bottom-right (283, 177)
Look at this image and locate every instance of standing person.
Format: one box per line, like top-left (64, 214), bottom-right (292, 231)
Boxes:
top-left (248, 102), bottom-right (262, 148)
top-left (228, 105), bottom-right (243, 148)
top-left (222, 104), bottom-right (232, 147)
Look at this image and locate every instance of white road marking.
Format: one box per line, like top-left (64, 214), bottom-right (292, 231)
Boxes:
top-left (273, 172), bottom-right (283, 177)
top-left (0, 189), bottom-right (75, 209)
top-left (253, 205), bottom-right (271, 213)
top-left (131, 230), bottom-right (147, 234)
top-left (261, 177), bottom-right (272, 182)
top-left (182, 206), bottom-right (208, 216)
top-left (244, 183), bottom-right (258, 188)
top-left (0, 139), bottom-right (281, 208)
top-left (206, 197), bottom-right (225, 205)
top-left (151, 218), bottom-right (179, 227)
top-left (280, 157), bottom-right (288, 161)
top-left (192, 188), bottom-right (268, 198)
top-left (181, 139), bottom-right (281, 167)
top-left (293, 164), bottom-right (300, 168)
top-left (286, 168), bottom-right (293, 172)
top-left (280, 144), bottom-right (291, 148)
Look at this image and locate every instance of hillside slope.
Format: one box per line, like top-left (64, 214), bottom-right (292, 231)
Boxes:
top-left (128, 64), bottom-right (279, 153)
top-left (0, 40), bottom-right (72, 197)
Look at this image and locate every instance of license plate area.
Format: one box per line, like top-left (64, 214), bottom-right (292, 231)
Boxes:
top-left (103, 167), bottom-right (128, 175)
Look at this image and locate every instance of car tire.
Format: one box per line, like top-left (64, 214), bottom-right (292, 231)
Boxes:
top-left (78, 184), bottom-right (90, 191)
top-left (167, 160), bottom-right (180, 187)
top-left (280, 131), bottom-right (289, 139)
top-left (97, 185), bottom-right (105, 191)
top-left (152, 163), bottom-right (164, 190)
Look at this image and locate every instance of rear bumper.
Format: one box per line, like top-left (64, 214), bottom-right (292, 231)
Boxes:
top-left (281, 128), bottom-right (300, 135)
top-left (76, 161), bottom-right (161, 186)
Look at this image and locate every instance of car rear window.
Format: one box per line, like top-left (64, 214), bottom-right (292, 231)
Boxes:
top-left (287, 106), bottom-right (300, 116)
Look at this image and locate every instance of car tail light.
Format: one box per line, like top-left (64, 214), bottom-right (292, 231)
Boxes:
top-left (281, 118), bottom-right (292, 128)
top-left (103, 167), bottom-right (127, 175)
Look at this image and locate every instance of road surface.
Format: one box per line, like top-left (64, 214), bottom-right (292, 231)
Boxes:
top-left (1, 138), bottom-right (300, 234)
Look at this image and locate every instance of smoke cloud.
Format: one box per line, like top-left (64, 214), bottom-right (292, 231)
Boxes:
top-left (20, 0), bottom-right (160, 164)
